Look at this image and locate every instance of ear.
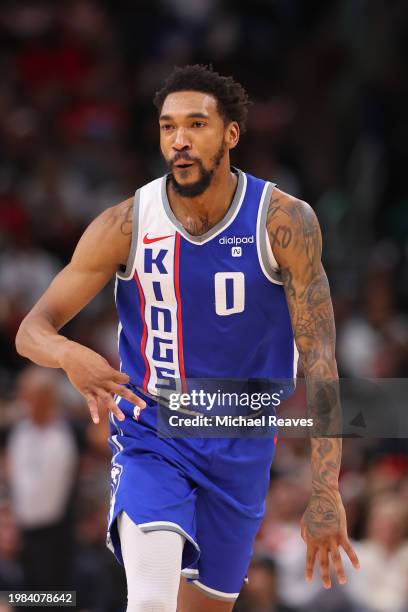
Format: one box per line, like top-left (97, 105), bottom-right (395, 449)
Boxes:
top-left (225, 121), bottom-right (240, 150)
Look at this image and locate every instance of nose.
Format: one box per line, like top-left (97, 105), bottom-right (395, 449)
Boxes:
top-left (172, 127), bottom-right (191, 151)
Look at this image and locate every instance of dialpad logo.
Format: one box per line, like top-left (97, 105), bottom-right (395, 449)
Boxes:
top-left (219, 235), bottom-right (255, 246)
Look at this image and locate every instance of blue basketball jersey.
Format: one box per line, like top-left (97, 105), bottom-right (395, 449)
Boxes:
top-left (107, 168), bottom-right (299, 596)
top-left (114, 168), bottom-right (298, 400)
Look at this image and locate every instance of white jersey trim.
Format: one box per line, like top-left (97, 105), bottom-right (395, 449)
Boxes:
top-left (138, 521), bottom-right (200, 555)
top-left (191, 579), bottom-right (240, 601)
top-left (116, 188), bottom-right (142, 281)
top-left (181, 568), bottom-right (199, 577)
top-left (160, 169), bottom-right (247, 245)
top-left (256, 182), bottom-right (282, 284)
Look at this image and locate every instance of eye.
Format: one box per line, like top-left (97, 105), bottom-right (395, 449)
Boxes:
top-left (192, 121), bottom-right (206, 128)
top-left (161, 124), bottom-right (174, 131)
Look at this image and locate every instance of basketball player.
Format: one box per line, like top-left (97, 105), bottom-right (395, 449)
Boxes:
top-left (16, 65), bottom-right (360, 611)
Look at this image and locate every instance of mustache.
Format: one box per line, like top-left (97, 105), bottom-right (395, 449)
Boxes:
top-left (169, 152), bottom-right (200, 166)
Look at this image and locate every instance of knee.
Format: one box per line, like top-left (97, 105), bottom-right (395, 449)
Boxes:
top-left (127, 593), bottom-right (175, 612)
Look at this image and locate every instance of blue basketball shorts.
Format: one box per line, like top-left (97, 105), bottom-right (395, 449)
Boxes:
top-left (106, 395), bottom-right (277, 602)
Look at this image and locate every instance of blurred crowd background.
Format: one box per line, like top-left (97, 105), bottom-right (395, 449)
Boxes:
top-left (0, 1), bottom-right (408, 611)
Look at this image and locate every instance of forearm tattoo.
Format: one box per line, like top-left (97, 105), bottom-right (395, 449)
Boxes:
top-left (267, 191), bottom-right (342, 534)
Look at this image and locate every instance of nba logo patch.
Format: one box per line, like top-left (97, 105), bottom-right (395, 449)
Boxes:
top-left (110, 463), bottom-right (123, 499)
top-left (231, 246), bottom-right (242, 257)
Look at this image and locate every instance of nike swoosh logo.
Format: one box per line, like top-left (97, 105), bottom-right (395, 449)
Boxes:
top-left (143, 233), bottom-right (174, 245)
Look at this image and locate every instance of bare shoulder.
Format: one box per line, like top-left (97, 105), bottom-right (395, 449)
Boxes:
top-left (74, 196), bottom-right (134, 268)
top-left (98, 197), bottom-right (134, 236)
top-left (266, 187), bottom-right (322, 266)
top-left (267, 187), bottom-right (319, 234)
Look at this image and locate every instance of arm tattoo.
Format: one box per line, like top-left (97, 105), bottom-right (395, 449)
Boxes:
top-left (267, 197), bottom-right (294, 249)
top-left (266, 198), bottom-right (291, 224)
top-left (267, 191), bottom-right (342, 537)
top-left (269, 225), bottom-right (292, 249)
top-left (119, 203), bottom-right (133, 236)
top-left (103, 201), bottom-right (133, 236)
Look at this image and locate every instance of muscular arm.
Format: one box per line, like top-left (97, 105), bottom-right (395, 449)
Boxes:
top-left (16, 198), bottom-right (145, 422)
top-left (267, 188), bottom-right (359, 587)
top-left (16, 198), bottom-right (133, 364)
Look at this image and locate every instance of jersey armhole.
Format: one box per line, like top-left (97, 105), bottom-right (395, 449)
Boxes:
top-left (116, 189), bottom-right (141, 281)
top-left (256, 182), bottom-right (282, 284)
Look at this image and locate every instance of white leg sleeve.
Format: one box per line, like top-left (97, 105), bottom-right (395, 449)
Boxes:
top-left (117, 511), bottom-right (185, 612)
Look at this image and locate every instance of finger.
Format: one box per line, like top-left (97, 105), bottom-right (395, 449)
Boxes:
top-left (111, 401), bottom-right (126, 422)
top-left (109, 383), bottom-right (146, 409)
top-left (300, 522), bottom-right (306, 543)
top-left (85, 393), bottom-right (99, 424)
top-left (305, 545), bottom-right (317, 583)
top-left (111, 369), bottom-right (130, 384)
top-left (340, 538), bottom-right (360, 570)
top-left (318, 547), bottom-right (331, 589)
top-left (97, 390), bottom-right (126, 422)
top-left (330, 542), bottom-right (346, 585)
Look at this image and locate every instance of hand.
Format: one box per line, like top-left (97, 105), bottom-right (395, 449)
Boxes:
top-left (59, 341), bottom-right (146, 424)
top-left (300, 488), bottom-right (360, 589)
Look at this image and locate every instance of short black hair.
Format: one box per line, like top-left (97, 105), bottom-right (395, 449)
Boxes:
top-left (153, 64), bottom-right (252, 134)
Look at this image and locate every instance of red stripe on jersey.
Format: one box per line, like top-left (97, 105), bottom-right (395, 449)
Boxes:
top-left (174, 233), bottom-right (187, 392)
top-left (134, 271), bottom-right (150, 391)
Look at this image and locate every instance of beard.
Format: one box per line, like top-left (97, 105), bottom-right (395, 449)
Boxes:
top-left (166, 142), bottom-right (226, 198)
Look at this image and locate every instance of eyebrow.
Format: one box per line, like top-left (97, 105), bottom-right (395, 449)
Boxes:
top-left (159, 112), bottom-right (210, 121)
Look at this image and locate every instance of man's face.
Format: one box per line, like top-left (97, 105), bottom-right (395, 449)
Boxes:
top-left (159, 91), bottom-right (238, 197)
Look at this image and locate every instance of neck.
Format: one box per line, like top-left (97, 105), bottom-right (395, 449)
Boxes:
top-left (167, 163), bottom-right (238, 236)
